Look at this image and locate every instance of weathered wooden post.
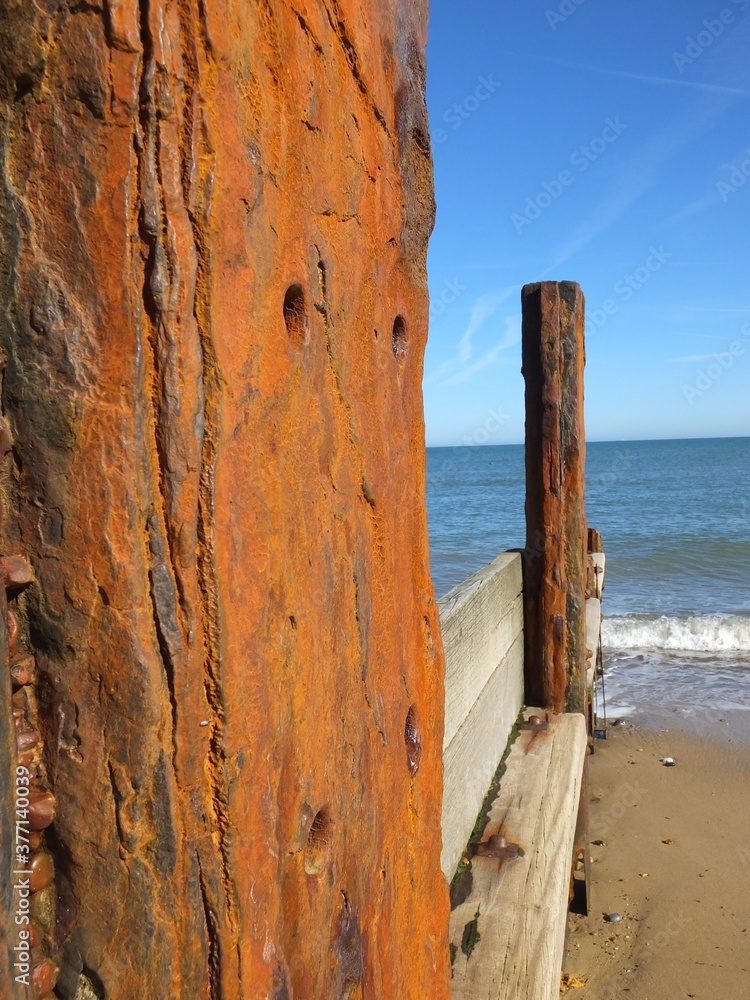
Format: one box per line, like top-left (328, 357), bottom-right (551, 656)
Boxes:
top-left (521, 282), bottom-right (588, 714)
top-left (0, 2), bottom-right (451, 997)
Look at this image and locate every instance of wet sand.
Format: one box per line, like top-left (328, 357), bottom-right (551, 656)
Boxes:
top-left (564, 719), bottom-right (750, 999)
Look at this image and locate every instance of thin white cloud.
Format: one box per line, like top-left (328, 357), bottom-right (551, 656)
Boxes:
top-left (424, 288), bottom-right (517, 386)
top-left (457, 288), bottom-right (515, 362)
top-left (498, 50), bottom-right (750, 98)
top-left (441, 317), bottom-right (520, 386)
top-left (424, 356), bottom-right (461, 386)
top-left (663, 192), bottom-right (719, 227)
top-left (547, 58), bottom-right (750, 98)
top-left (545, 94), bottom-right (738, 271)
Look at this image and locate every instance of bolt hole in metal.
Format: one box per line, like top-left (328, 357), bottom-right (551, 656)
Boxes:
top-left (283, 283), bottom-right (309, 345)
top-left (391, 314), bottom-right (407, 360)
top-left (304, 808), bottom-right (332, 876)
top-left (404, 705), bottom-right (422, 776)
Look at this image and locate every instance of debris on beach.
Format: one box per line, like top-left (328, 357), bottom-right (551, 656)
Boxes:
top-left (661, 756), bottom-right (677, 766)
top-left (560, 972), bottom-right (589, 992)
top-left (604, 912), bottom-right (622, 923)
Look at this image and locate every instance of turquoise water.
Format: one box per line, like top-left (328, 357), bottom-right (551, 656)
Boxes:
top-left (426, 437), bottom-right (750, 726)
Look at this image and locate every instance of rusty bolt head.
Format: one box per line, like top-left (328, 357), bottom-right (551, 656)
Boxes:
top-left (474, 833), bottom-right (520, 860)
top-left (520, 714), bottom-right (549, 731)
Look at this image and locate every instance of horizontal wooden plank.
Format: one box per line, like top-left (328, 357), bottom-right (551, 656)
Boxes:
top-left (441, 633), bottom-right (524, 879)
top-left (449, 713), bottom-right (587, 1000)
top-left (440, 553), bottom-right (523, 750)
top-left (443, 595), bottom-right (523, 750)
top-left (438, 551), bottom-right (522, 620)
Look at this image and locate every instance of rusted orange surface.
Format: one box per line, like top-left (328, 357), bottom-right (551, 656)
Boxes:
top-left (0, 2), bottom-right (450, 996)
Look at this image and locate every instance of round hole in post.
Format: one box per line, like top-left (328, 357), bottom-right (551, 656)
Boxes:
top-left (391, 315), bottom-right (407, 360)
top-left (404, 705), bottom-right (422, 776)
top-left (283, 283), bottom-right (309, 345)
top-left (304, 808), bottom-right (332, 876)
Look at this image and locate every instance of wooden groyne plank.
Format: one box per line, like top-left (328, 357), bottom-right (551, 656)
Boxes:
top-left (439, 554), bottom-right (525, 878)
top-left (441, 553), bottom-right (523, 749)
top-left (449, 713), bottom-right (587, 1000)
top-left (442, 634), bottom-right (525, 878)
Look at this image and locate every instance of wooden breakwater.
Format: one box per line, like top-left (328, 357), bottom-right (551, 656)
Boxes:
top-left (440, 537), bottom-right (606, 1000)
top-left (439, 282), bottom-right (604, 1000)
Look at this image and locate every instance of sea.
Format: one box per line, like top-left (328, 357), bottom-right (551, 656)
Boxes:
top-left (426, 437), bottom-right (750, 740)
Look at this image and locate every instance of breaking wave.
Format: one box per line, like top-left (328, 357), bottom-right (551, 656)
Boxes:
top-left (602, 614), bottom-right (750, 653)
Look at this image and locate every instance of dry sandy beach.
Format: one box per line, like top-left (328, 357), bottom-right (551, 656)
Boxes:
top-left (564, 719), bottom-right (750, 999)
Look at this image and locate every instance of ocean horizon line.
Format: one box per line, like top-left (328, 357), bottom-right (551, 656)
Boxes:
top-left (427, 433), bottom-right (750, 450)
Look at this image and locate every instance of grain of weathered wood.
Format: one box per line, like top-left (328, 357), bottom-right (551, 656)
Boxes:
top-left (440, 553), bottom-right (523, 749)
top-left (449, 713), bottom-right (587, 1000)
top-left (522, 282), bottom-right (587, 713)
top-left (588, 527), bottom-right (603, 554)
top-left (441, 634), bottom-right (525, 878)
top-left (0, 3), bottom-right (450, 994)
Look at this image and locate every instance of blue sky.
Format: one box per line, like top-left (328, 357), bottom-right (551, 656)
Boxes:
top-left (424, 0), bottom-right (750, 446)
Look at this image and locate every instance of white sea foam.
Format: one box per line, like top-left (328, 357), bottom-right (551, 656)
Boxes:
top-left (602, 614), bottom-right (750, 652)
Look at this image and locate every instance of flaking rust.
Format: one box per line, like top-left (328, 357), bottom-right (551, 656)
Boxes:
top-left (0, 1), bottom-right (450, 997)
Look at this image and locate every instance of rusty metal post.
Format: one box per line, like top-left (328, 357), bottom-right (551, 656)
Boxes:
top-left (521, 282), bottom-right (588, 714)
